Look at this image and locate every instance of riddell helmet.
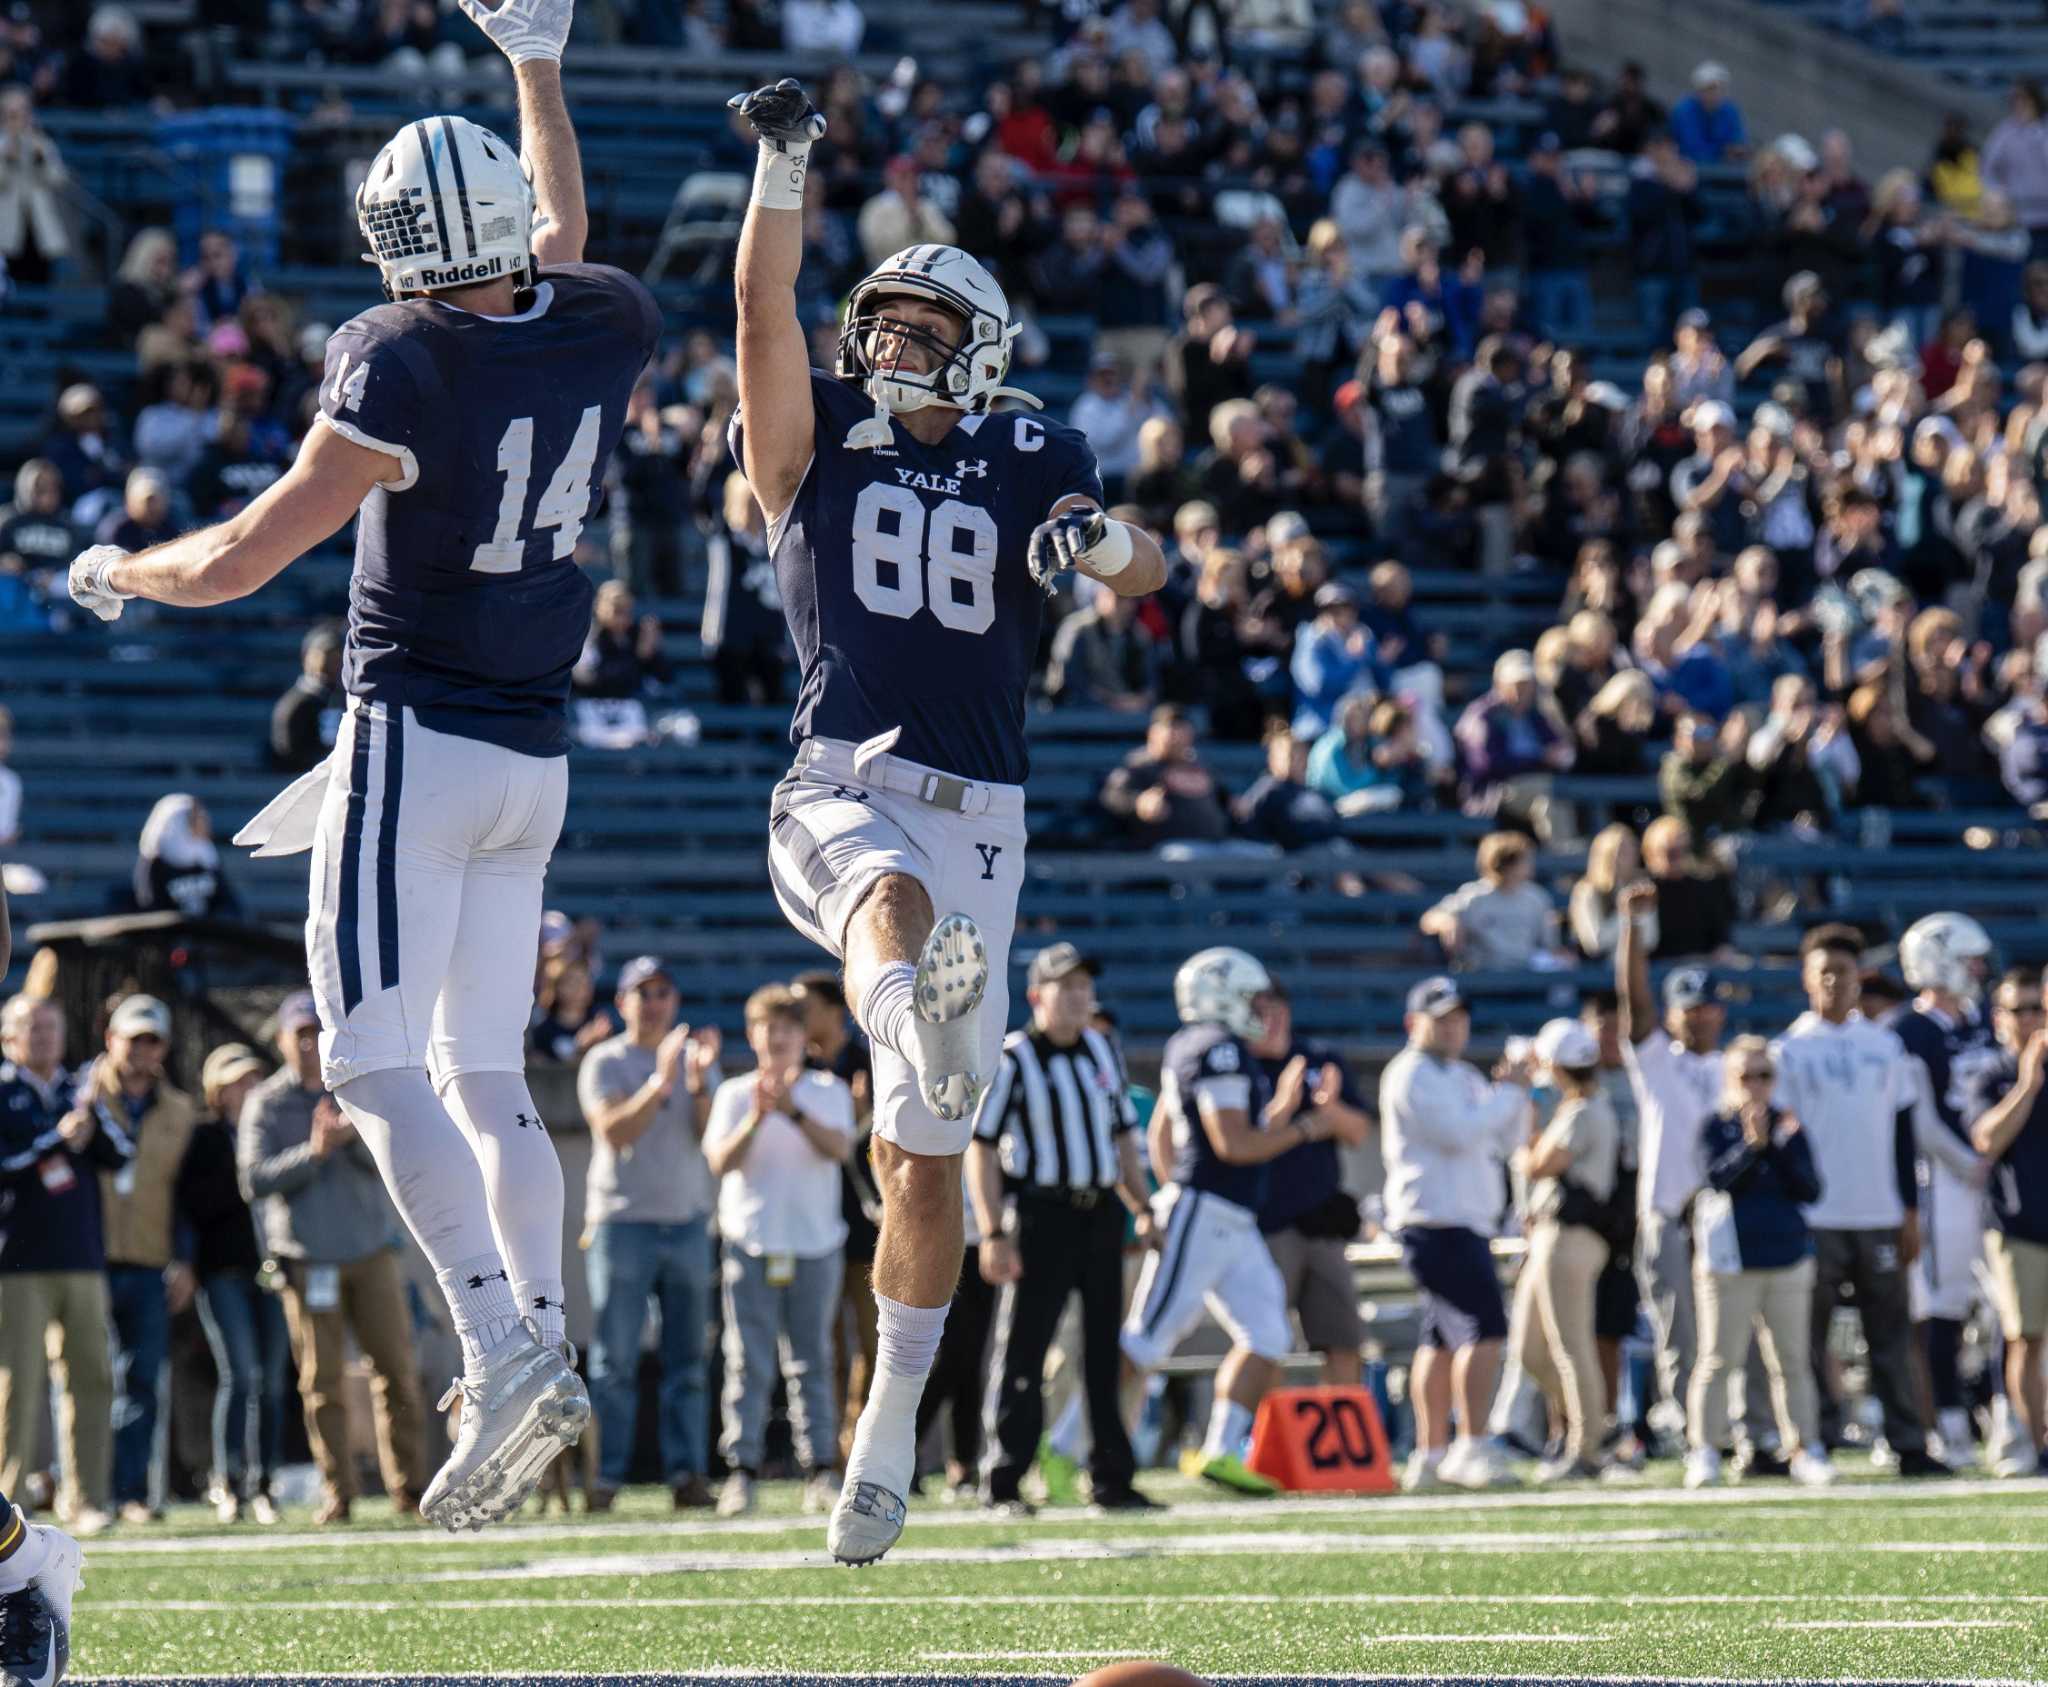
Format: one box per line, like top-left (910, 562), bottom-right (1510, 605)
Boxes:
top-left (1899, 912), bottom-right (1994, 1002)
top-left (356, 116), bottom-right (537, 301)
top-left (837, 244), bottom-right (1033, 416)
top-left (1173, 947), bottom-right (1272, 1040)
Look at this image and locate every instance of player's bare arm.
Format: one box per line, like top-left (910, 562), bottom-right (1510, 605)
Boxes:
top-left (729, 78), bottom-right (822, 520)
top-left (69, 424), bottom-right (399, 616)
top-left (516, 62), bottom-right (586, 265)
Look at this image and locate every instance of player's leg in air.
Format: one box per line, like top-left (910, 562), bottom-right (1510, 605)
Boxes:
top-left (0, 1491), bottom-right (80, 1687)
top-left (63, 0), bottom-right (665, 1532)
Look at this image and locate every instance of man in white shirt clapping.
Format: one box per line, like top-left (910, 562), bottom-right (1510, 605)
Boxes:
top-left (704, 984), bottom-right (856, 1517)
top-left (1771, 925), bottom-right (1946, 1477)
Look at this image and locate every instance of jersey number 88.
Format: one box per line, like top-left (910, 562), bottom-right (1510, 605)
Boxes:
top-left (851, 483), bottom-right (998, 636)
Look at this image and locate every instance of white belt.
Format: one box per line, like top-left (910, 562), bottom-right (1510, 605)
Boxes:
top-left (798, 728), bottom-right (993, 817)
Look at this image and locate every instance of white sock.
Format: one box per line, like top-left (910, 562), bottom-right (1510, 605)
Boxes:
top-left (858, 962), bottom-right (920, 1069)
top-left (1419, 1443), bottom-right (1448, 1467)
top-left (0, 1509), bottom-right (49, 1594)
top-left (436, 1255), bottom-right (525, 1373)
top-left (1202, 1398), bottom-right (1254, 1459)
top-left (843, 1291), bottom-right (948, 1500)
top-left (440, 1071), bottom-right (568, 1351)
top-left (1047, 1392), bottom-right (1089, 1461)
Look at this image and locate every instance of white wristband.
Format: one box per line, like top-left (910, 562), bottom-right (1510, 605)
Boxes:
top-left (1083, 517), bottom-right (1133, 578)
top-left (752, 139), bottom-right (812, 211)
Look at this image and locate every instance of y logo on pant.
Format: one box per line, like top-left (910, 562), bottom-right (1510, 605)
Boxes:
top-left (975, 843), bottom-right (1003, 881)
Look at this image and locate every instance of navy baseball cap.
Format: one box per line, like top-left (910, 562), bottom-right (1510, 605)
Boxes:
top-left (1406, 976), bottom-right (1465, 1017)
top-left (617, 956), bottom-right (675, 993)
top-left (1663, 967), bottom-right (1721, 1011)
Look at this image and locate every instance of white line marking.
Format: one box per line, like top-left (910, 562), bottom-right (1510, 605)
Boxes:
top-left (920, 1653), bottom-right (1138, 1662)
top-left (1356, 1635), bottom-right (1607, 1645)
top-left (71, 1476), bottom-right (2045, 1557)
top-left (1773, 1620), bottom-right (2023, 1631)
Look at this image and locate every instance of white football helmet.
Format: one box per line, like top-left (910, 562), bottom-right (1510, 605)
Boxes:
top-left (356, 116), bottom-right (536, 300)
top-left (1174, 947), bottom-right (1272, 1040)
top-left (837, 244), bottom-right (1039, 416)
top-left (1899, 912), bottom-right (1994, 1002)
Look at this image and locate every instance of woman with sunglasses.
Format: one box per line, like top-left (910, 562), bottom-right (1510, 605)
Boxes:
top-left (1685, 1035), bottom-right (1836, 1488)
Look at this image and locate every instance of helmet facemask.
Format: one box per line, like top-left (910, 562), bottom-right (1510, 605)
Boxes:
top-left (838, 293), bottom-right (975, 415)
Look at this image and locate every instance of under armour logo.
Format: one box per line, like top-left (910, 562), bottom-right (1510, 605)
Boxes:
top-left (465, 1270), bottom-right (510, 1290)
top-left (532, 1294), bottom-right (560, 1310)
top-left (975, 843), bottom-right (1003, 880)
top-left (955, 458), bottom-right (988, 479)
top-left (514, 1112), bottom-right (543, 1131)
top-left (831, 785), bottom-right (871, 803)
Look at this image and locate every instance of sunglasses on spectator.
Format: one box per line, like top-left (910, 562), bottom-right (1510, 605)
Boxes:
top-left (1738, 1068), bottom-right (1774, 1083)
top-left (2005, 998), bottom-right (2045, 1016)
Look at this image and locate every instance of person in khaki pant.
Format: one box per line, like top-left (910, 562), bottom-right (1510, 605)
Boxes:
top-left (1505, 1018), bottom-right (1619, 1482)
top-left (81, 994), bottom-right (199, 1523)
top-left (0, 995), bottom-right (122, 1531)
top-left (238, 994), bottom-right (425, 1524)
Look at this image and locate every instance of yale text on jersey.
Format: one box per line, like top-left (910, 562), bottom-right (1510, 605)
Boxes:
top-left (893, 466), bottom-right (973, 496)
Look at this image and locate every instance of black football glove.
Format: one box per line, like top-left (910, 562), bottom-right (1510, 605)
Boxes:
top-left (727, 78), bottom-right (827, 151)
top-left (1026, 508), bottom-right (1108, 594)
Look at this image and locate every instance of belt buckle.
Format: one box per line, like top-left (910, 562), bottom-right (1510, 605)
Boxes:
top-left (920, 772), bottom-right (970, 813)
top-left (1073, 1187), bottom-right (1101, 1211)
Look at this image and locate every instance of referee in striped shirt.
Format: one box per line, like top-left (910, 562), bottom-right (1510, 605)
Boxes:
top-left (970, 944), bottom-right (1160, 1512)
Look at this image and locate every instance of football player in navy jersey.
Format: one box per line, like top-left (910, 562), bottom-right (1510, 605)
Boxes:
top-left (726, 78), bottom-right (1166, 1564)
top-left (1894, 913), bottom-right (2004, 1468)
top-left (65, 0), bottom-right (657, 1532)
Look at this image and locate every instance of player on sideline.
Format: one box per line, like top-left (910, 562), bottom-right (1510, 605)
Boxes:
top-left (65, 0), bottom-right (663, 1531)
top-left (725, 78), bottom-right (1166, 1563)
top-left (1893, 913), bottom-right (2003, 1466)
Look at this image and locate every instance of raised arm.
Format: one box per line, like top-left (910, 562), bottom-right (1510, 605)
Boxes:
top-left (456, 0), bottom-right (582, 263)
top-left (1616, 880), bottom-right (1658, 1045)
top-left (729, 79), bottom-right (824, 523)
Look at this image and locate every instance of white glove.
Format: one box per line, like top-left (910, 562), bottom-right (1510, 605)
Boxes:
top-left (67, 544), bottom-right (131, 623)
top-left (456, 0), bottom-right (574, 65)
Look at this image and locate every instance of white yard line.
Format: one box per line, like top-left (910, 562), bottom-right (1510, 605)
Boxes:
top-left (1772, 1620), bottom-right (2022, 1631)
top-left (73, 1477), bottom-right (2043, 1558)
top-left (919, 1653), bottom-right (1138, 1662)
top-left (1355, 1636), bottom-right (1607, 1646)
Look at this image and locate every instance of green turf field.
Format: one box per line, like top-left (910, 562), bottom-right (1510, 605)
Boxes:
top-left (72, 1464), bottom-right (2048, 1683)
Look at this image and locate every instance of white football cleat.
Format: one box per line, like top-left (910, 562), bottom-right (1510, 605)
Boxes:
top-left (1682, 1446), bottom-right (1723, 1489)
top-left (910, 912), bottom-right (988, 1121)
top-left (1790, 1446), bottom-right (1837, 1487)
top-left (1398, 1450), bottom-right (1444, 1492)
top-left (421, 1328), bottom-right (589, 1533)
top-left (0, 1521), bottom-right (81, 1687)
top-left (828, 1479), bottom-right (907, 1565)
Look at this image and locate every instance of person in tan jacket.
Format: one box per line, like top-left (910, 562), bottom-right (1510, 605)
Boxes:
top-left (76, 994), bottom-right (197, 1523)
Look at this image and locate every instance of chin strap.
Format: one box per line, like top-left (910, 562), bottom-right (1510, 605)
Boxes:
top-left (981, 384), bottom-right (1044, 411)
top-left (842, 382), bottom-right (1047, 450)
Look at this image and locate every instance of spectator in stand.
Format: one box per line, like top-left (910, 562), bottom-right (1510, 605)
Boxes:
top-left (608, 382), bottom-right (692, 599)
top-left (1570, 824), bottom-right (1650, 960)
top-left (1094, 189), bottom-right (1176, 374)
top-left (1982, 82), bottom-right (2048, 260)
top-left (0, 460), bottom-right (75, 585)
top-left (1290, 583), bottom-right (1384, 740)
top-left (1127, 418), bottom-right (1202, 528)
top-left (1069, 354), bottom-right (1158, 489)
top-left (1029, 203), bottom-right (1111, 316)
top-left (41, 384), bottom-right (128, 524)
top-left (1249, 982), bottom-right (1372, 1385)
top-left (177, 1043), bottom-right (290, 1525)
top-left (1772, 926), bottom-right (1943, 1473)
top-left (75, 994), bottom-right (197, 1523)
top-left (182, 230), bottom-right (259, 333)
top-left (1233, 722), bottom-right (1345, 853)
top-left (1640, 816), bottom-right (1736, 960)
top-left (0, 89), bottom-right (68, 287)
top-left (1505, 1018), bottom-right (1620, 1482)
top-left (1669, 310), bottom-right (1735, 409)
top-left (1967, 969), bottom-right (2048, 1475)
top-left (528, 955), bottom-right (613, 1066)
top-left (1166, 548), bottom-right (1267, 739)
top-left (1380, 976), bottom-right (1527, 1490)
top-left (703, 470), bottom-right (786, 708)
top-left (269, 626), bottom-right (343, 774)
top-left (1669, 62), bottom-right (1748, 166)
top-left (94, 467), bottom-right (173, 554)
top-left (574, 582), bottom-right (673, 702)
top-left (1521, 133), bottom-right (1595, 342)
top-left (1309, 695), bottom-right (1434, 813)
top-left (1098, 704), bottom-right (1239, 854)
top-left (1660, 711), bottom-right (1755, 839)
top-left (1166, 285), bottom-right (1257, 443)
top-left (577, 957), bottom-right (724, 1511)
top-left (1329, 143), bottom-right (1410, 292)
top-left (1454, 650), bottom-right (1575, 837)
top-left (1294, 220), bottom-right (1377, 415)
top-left (1684, 1035), bottom-right (1835, 1489)
top-left (781, 0), bottom-right (863, 53)
top-left (1628, 133), bottom-right (1701, 338)
top-left (1225, 214), bottom-right (1300, 323)
top-left (857, 155), bottom-right (955, 269)
top-left (1046, 581), bottom-right (1155, 712)
top-left (1748, 676), bottom-right (1855, 833)
top-left (1737, 272), bottom-right (1843, 423)
top-left (131, 361), bottom-right (215, 488)
top-left (1442, 122), bottom-right (1520, 271)
top-left (108, 229), bottom-right (177, 345)
top-left (1420, 831), bottom-right (1566, 971)
top-left (0, 994), bottom-right (121, 1533)
top-left (132, 793), bottom-right (237, 920)
top-left (239, 993), bottom-right (424, 1525)
top-left (61, 6), bottom-right (147, 110)
top-left (703, 984), bottom-right (852, 1518)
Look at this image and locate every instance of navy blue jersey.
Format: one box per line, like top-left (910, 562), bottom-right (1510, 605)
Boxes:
top-left (730, 371), bottom-right (1103, 785)
top-left (318, 263), bottom-right (662, 757)
top-left (1893, 1004), bottom-right (2001, 1158)
top-left (1963, 1048), bottom-right (2048, 1245)
top-left (1161, 1021), bottom-right (1273, 1213)
top-left (1256, 1038), bottom-right (1365, 1233)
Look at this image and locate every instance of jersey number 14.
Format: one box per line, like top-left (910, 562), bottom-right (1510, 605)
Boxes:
top-left (472, 406), bottom-right (603, 574)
